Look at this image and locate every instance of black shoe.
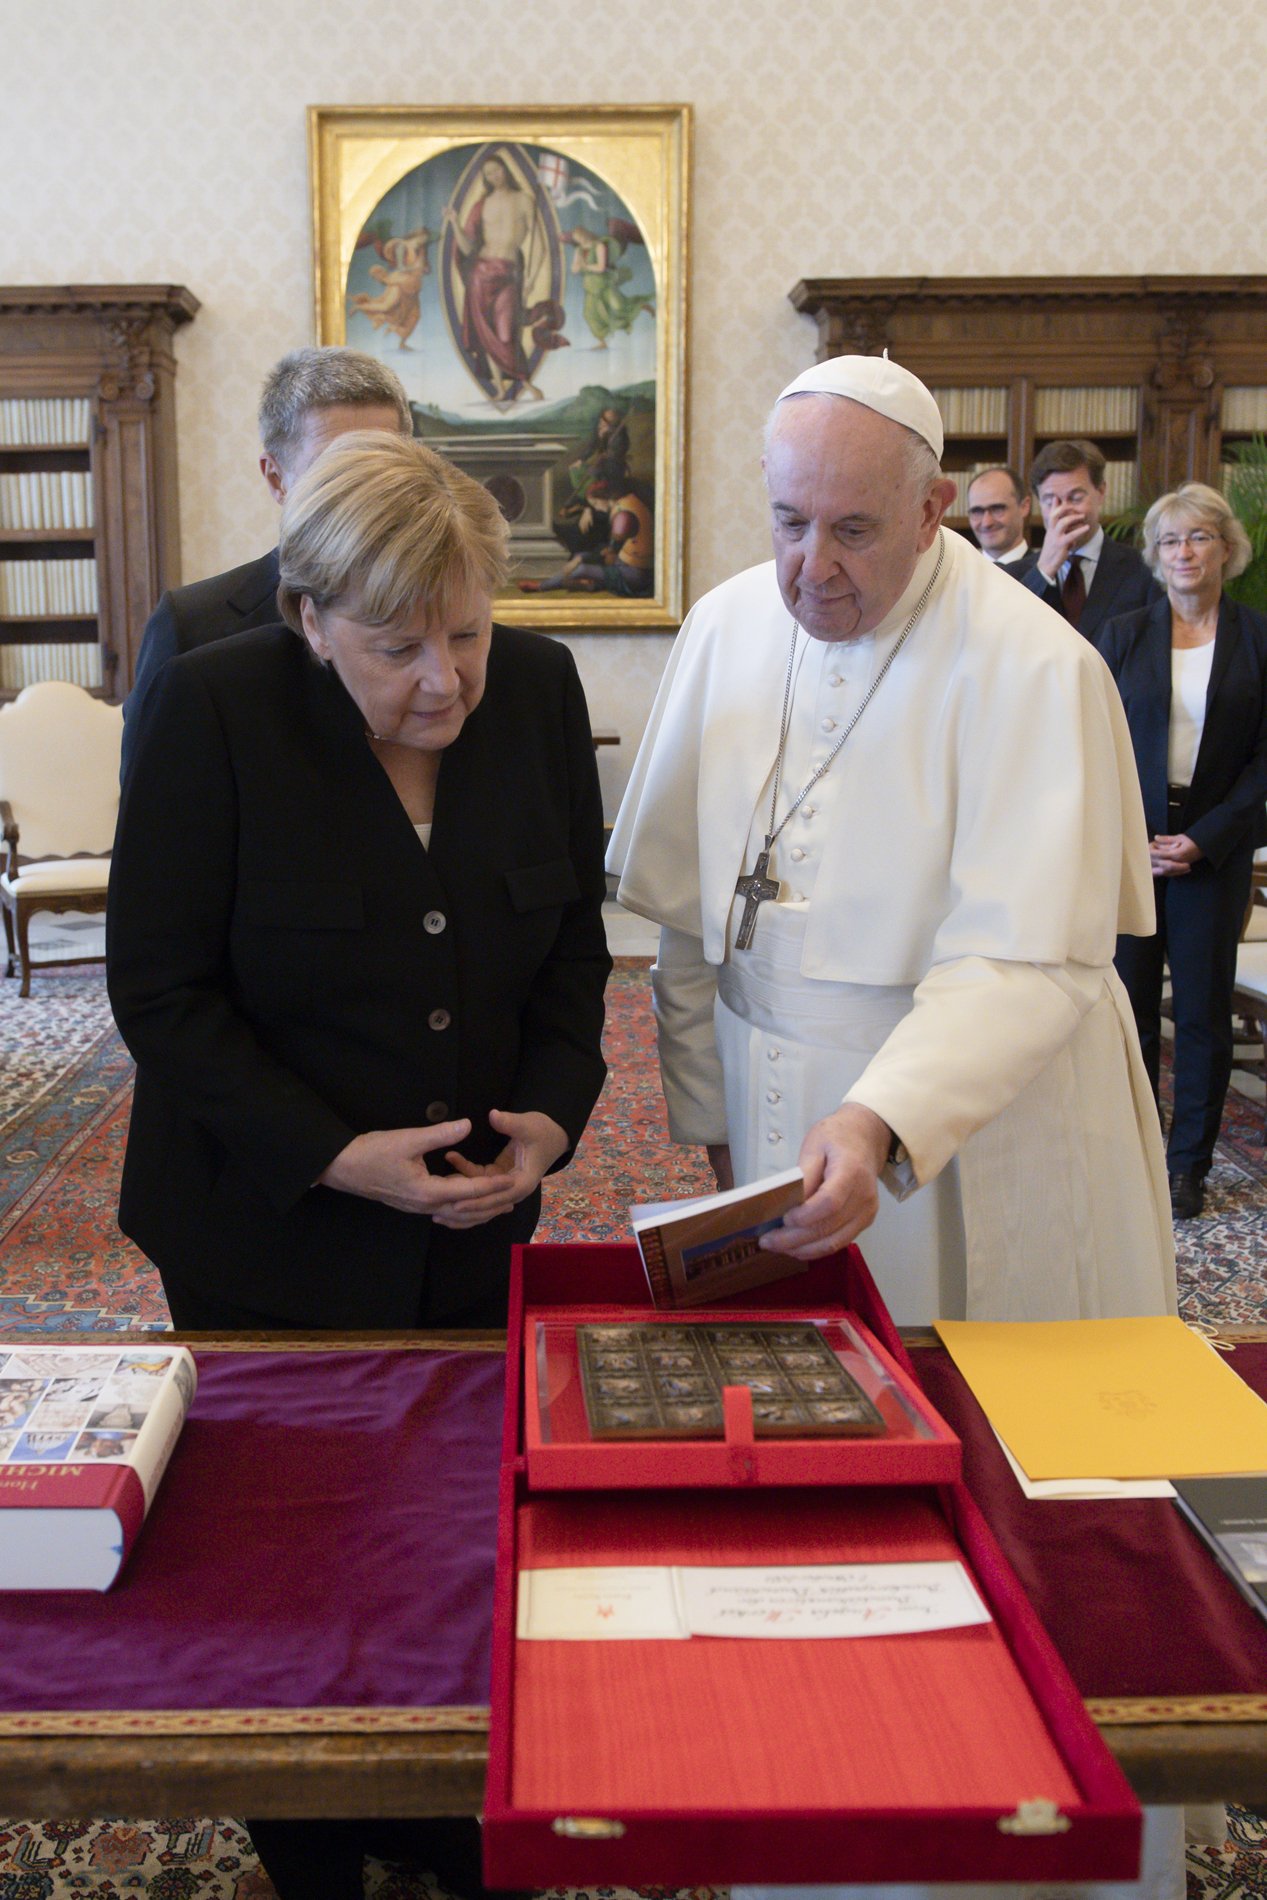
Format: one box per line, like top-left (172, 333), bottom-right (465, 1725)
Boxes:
top-left (1169, 1170), bottom-right (1205, 1219)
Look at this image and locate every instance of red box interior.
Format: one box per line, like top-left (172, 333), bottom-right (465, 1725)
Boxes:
top-left (514, 1244), bottom-right (959, 1490)
top-left (486, 1244), bottom-right (1142, 1888)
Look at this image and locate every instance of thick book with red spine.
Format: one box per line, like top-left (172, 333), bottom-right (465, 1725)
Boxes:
top-left (0, 1342), bottom-right (197, 1590)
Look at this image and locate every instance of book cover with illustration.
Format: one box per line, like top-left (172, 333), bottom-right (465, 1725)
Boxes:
top-left (631, 1167), bottom-right (807, 1308)
top-left (0, 1342), bottom-right (197, 1590)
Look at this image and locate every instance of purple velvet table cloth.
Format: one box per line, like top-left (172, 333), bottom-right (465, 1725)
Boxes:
top-left (0, 1349), bottom-right (505, 1715)
top-left (1, 1339), bottom-right (1263, 1722)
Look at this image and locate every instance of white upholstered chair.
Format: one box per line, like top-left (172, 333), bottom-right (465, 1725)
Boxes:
top-left (0, 682), bottom-right (122, 996)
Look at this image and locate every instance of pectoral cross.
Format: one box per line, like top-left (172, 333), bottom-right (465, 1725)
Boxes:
top-left (734, 848), bottom-right (780, 951)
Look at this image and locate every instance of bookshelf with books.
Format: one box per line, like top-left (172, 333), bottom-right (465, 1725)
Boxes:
top-left (0, 287), bottom-right (199, 700)
top-left (787, 277), bottom-right (1267, 540)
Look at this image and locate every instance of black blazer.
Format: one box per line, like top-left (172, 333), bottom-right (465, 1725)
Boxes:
top-left (121, 549), bottom-right (281, 779)
top-left (992, 546), bottom-right (1040, 582)
top-left (1022, 535), bottom-right (1158, 640)
top-left (108, 623), bottom-right (611, 1326)
top-left (1097, 594), bottom-right (1267, 867)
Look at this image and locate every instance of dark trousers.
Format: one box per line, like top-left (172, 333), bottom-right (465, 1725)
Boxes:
top-left (1114, 830), bottom-right (1252, 1177)
top-left (158, 1278), bottom-right (513, 1897)
top-left (244, 1815), bottom-right (513, 1900)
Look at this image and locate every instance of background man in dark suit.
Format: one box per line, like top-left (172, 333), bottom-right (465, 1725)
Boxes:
top-left (1021, 437), bottom-right (1157, 638)
top-left (121, 345), bottom-right (412, 774)
top-left (965, 464), bottom-right (1037, 578)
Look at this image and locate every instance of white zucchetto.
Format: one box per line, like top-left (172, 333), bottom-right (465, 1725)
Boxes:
top-left (776, 353), bottom-right (944, 459)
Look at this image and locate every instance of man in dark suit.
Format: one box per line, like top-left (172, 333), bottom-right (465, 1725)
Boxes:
top-left (1021, 437), bottom-right (1157, 637)
top-left (966, 464), bottom-right (1038, 579)
top-left (121, 345), bottom-right (412, 775)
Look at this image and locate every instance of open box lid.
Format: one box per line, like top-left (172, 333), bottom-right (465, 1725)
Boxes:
top-left (509, 1242), bottom-right (961, 1489)
top-left (486, 1243), bottom-right (1142, 1889)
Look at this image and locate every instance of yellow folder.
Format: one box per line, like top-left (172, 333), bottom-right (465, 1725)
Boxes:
top-left (934, 1317), bottom-right (1267, 1481)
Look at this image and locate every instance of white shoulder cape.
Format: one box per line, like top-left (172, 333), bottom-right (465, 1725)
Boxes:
top-left (607, 531), bottom-right (1154, 982)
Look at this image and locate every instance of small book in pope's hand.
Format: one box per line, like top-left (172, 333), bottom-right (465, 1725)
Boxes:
top-left (0, 1341), bottom-right (197, 1590)
top-left (631, 1166), bottom-right (808, 1308)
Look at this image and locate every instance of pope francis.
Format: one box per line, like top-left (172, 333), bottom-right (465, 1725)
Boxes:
top-left (607, 356), bottom-right (1176, 1326)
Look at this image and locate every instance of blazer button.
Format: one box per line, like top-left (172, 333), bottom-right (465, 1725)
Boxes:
top-left (425, 1100), bottom-right (450, 1123)
top-left (428, 1007), bottom-right (452, 1032)
top-left (424, 910), bottom-right (447, 935)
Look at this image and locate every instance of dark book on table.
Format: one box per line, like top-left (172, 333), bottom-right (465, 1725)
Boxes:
top-left (1173, 1477), bottom-right (1267, 1623)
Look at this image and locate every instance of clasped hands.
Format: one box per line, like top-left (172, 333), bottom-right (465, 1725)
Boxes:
top-left (319, 1108), bottom-right (568, 1229)
top-left (1150, 832), bottom-right (1201, 878)
top-left (709, 1102), bottom-right (893, 1262)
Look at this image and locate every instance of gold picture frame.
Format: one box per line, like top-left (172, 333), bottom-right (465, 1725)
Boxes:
top-left (310, 104), bottom-right (690, 630)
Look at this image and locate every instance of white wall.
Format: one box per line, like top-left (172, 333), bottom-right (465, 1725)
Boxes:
top-left (3, 0), bottom-right (1265, 817)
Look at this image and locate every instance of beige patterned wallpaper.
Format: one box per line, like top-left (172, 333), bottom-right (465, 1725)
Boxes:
top-left (2, 0), bottom-right (1266, 814)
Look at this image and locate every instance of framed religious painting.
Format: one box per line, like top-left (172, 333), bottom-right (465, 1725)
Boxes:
top-left (309, 104), bottom-right (691, 629)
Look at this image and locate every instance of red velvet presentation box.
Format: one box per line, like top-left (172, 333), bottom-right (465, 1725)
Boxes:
top-left (520, 1242), bottom-right (960, 1490)
top-left (484, 1242), bottom-right (1142, 1889)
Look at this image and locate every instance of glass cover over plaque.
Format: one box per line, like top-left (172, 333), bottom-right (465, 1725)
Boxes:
top-left (533, 1316), bottom-right (937, 1445)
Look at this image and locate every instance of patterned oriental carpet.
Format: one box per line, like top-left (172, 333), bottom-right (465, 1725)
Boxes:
top-left (0, 960), bottom-right (1264, 1896)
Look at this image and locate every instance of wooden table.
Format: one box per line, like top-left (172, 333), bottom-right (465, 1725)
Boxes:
top-left (1, 1327), bottom-right (1265, 1817)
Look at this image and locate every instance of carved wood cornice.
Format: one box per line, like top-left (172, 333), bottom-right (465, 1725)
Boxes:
top-left (790, 275), bottom-right (1267, 313)
top-left (0, 286), bottom-right (199, 326)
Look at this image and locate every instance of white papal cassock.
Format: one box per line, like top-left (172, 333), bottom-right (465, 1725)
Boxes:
top-left (608, 529), bottom-right (1176, 1324)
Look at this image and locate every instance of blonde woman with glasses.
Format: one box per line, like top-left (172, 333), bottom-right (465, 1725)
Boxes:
top-left (1098, 482), bottom-right (1267, 1220)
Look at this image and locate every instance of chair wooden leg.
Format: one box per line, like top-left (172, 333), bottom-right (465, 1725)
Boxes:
top-left (0, 897), bottom-right (13, 979)
top-left (15, 899), bottom-right (32, 998)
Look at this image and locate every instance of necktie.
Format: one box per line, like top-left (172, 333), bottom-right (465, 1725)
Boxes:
top-left (1061, 553), bottom-right (1086, 628)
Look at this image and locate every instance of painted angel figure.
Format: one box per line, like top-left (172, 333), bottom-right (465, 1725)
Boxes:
top-left (348, 229), bottom-right (435, 351)
top-left (567, 220), bottom-right (656, 348)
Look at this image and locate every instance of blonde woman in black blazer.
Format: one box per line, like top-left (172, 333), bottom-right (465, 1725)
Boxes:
top-left (109, 432), bottom-right (611, 1331)
top-left (1098, 483), bottom-right (1267, 1220)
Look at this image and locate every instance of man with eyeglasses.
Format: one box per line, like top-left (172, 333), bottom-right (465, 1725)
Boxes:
top-left (1022, 437), bottom-right (1158, 638)
top-left (965, 465), bottom-right (1037, 578)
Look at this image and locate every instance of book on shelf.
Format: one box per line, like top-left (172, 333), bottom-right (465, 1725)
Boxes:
top-left (0, 469), bottom-right (93, 531)
top-left (1221, 387), bottom-right (1267, 433)
top-left (0, 1342), bottom-right (197, 1590)
top-left (0, 557), bottom-right (98, 616)
top-left (0, 643), bottom-right (103, 691)
top-left (1033, 387), bottom-right (1138, 436)
top-left (0, 396), bottom-right (91, 447)
top-left (631, 1166), bottom-right (808, 1307)
top-left (928, 387), bottom-right (1008, 435)
top-left (1173, 1477), bottom-right (1267, 1626)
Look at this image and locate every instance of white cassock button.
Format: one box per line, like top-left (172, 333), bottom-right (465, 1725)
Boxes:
top-left (425, 1100), bottom-right (450, 1122)
top-left (768, 1131), bottom-right (782, 1144)
top-left (790, 891), bottom-right (805, 903)
top-left (802, 805), bottom-right (816, 820)
top-left (829, 673), bottom-right (843, 688)
top-left (820, 716), bottom-right (836, 733)
top-left (790, 847), bottom-right (806, 862)
top-left (767, 1047), bottom-right (780, 1062)
top-left (428, 1008), bottom-right (451, 1032)
top-left (766, 1089), bottom-right (781, 1105)
top-left (424, 910), bottom-right (447, 935)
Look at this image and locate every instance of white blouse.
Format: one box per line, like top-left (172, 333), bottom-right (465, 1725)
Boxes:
top-left (1168, 643), bottom-right (1214, 788)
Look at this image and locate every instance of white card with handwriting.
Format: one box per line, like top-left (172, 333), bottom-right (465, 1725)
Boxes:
top-left (517, 1562), bottom-right (990, 1640)
top-left (517, 1565), bottom-right (689, 1640)
top-left (677, 1561), bottom-right (991, 1638)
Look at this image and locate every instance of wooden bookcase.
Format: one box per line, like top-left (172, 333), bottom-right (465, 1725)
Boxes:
top-left (0, 286), bottom-right (199, 701)
top-left (787, 276), bottom-right (1267, 535)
